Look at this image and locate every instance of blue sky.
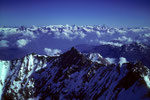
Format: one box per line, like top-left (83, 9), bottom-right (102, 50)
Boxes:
top-left (0, 0), bottom-right (150, 27)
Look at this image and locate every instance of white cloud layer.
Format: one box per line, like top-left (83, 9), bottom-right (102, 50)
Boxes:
top-left (116, 29), bottom-right (127, 34)
top-left (0, 27), bottom-right (36, 39)
top-left (44, 48), bottom-right (61, 56)
top-left (142, 33), bottom-right (150, 38)
top-left (1, 25), bottom-right (150, 49)
top-left (16, 39), bottom-right (30, 48)
top-left (105, 57), bottom-right (116, 64)
top-left (114, 36), bottom-right (133, 43)
top-left (119, 57), bottom-right (128, 67)
top-left (99, 41), bottom-right (123, 47)
top-left (0, 40), bottom-right (9, 47)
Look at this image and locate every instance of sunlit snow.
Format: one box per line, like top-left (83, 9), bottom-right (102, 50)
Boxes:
top-left (143, 75), bottom-right (150, 88)
top-left (0, 60), bottom-right (10, 99)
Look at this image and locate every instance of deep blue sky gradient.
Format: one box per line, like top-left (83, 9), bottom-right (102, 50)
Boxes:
top-left (0, 0), bottom-right (150, 27)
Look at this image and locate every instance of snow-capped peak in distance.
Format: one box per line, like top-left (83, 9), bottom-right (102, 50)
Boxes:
top-left (0, 24), bottom-right (150, 60)
top-left (75, 42), bottom-right (150, 68)
top-left (0, 47), bottom-right (150, 99)
top-left (1, 25), bottom-right (150, 43)
top-left (0, 25), bottom-right (150, 43)
top-left (84, 53), bottom-right (110, 65)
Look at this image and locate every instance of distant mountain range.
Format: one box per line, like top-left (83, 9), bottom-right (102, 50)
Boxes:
top-left (0, 25), bottom-right (150, 60)
top-left (76, 42), bottom-right (150, 69)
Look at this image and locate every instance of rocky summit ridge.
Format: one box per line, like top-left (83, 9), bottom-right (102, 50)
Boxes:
top-left (0, 47), bottom-right (150, 100)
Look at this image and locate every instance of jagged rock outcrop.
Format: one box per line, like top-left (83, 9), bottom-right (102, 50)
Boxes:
top-left (0, 47), bottom-right (150, 100)
top-left (76, 43), bottom-right (150, 68)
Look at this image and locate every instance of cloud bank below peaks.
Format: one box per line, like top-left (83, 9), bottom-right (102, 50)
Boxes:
top-left (44, 48), bottom-right (61, 56)
top-left (0, 25), bottom-right (150, 49)
top-left (16, 39), bottom-right (30, 48)
top-left (0, 40), bottom-right (9, 47)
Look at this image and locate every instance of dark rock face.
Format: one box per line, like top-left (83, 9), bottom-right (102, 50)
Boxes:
top-left (76, 43), bottom-right (150, 68)
top-left (0, 47), bottom-right (150, 100)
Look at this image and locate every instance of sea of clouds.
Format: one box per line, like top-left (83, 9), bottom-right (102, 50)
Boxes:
top-left (0, 25), bottom-right (150, 58)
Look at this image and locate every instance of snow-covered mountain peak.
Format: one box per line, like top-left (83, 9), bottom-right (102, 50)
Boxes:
top-left (0, 48), bottom-right (150, 99)
top-left (85, 53), bottom-right (110, 65)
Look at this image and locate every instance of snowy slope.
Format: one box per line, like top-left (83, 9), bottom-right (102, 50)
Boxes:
top-left (84, 53), bottom-right (110, 65)
top-left (0, 61), bottom-right (10, 100)
top-left (0, 47), bottom-right (150, 100)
